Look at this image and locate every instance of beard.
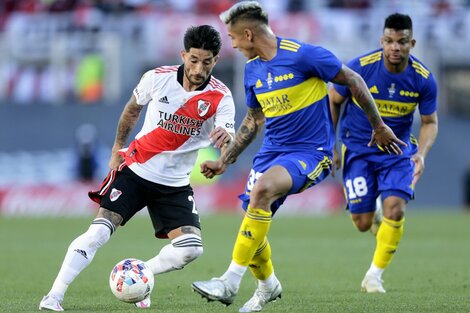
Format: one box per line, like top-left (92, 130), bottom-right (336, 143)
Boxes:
top-left (185, 71), bottom-right (206, 86)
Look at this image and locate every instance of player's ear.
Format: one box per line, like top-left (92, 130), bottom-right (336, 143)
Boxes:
top-left (244, 28), bottom-right (253, 41)
top-left (212, 55), bottom-right (219, 67)
top-left (180, 50), bottom-right (187, 63)
top-left (410, 38), bottom-right (416, 49)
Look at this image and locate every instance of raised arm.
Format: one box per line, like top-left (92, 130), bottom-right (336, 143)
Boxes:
top-left (411, 112), bottom-right (438, 185)
top-left (200, 107), bottom-right (265, 178)
top-left (109, 94), bottom-right (143, 169)
top-left (331, 65), bottom-right (406, 154)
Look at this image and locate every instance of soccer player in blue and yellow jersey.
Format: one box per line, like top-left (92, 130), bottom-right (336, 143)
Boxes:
top-left (329, 13), bottom-right (438, 293)
top-left (192, 2), bottom-right (406, 312)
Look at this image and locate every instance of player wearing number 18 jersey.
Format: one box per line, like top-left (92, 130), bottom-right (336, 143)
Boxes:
top-left (39, 25), bottom-right (235, 311)
top-left (329, 13), bottom-right (438, 293)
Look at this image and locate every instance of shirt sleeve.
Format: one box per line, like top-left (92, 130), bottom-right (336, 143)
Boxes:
top-left (214, 93), bottom-right (236, 134)
top-left (244, 64), bottom-right (262, 109)
top-left (299, 44), bottom-right (343, 82)
top-left (133, 70), bottom-right (154, 105)
top-left (418, 73), bottom-right (438, 115)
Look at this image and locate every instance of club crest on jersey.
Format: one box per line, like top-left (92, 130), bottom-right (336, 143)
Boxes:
top-left (266, 72), bottom-right (273, 89)
top-left (197, 100), bottom-right (211, 117)
top-left (110, 188), bottom-right (122, 202)
top-left (388, 83), bottom-right (396, 98)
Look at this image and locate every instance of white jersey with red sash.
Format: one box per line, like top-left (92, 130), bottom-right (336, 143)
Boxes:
top-left (120, 65), bottom-right (235, 187)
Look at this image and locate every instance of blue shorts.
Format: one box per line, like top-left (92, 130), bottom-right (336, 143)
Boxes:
top-left (342, 147), bottom-right (414, 214)
top-left (239, 150), bottom-right (332, 215)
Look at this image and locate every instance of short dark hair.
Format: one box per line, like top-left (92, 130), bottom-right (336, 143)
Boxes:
top-left (219, 1), bottom-right (268, 26)
top-left (183, 25), bottom-right (222, 56)
top-left (384, 13), bottom-right (413, 32)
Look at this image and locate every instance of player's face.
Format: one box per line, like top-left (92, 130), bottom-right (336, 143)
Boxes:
top-left (227, 23), bottom-right (256, 59)
top-left (181, 48), bottom-right (218, 87)
top-left (381, 28), bottom-right (415, 67)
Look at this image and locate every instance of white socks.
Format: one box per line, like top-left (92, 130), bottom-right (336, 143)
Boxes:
top-left (221, 260), bottom-right (247, 292)
top-left (145, 234), bottom-right (203, 275)
top-left (49, 218), bottom-right (114, 300)
top-left (366, 262), bottom-right (385, 279)
top-left (259, 272), bottom-right (278, 291)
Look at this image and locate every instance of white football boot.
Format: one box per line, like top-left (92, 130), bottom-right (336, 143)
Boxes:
top-left (39, 295), bottom-right (64, 311)
top-left (134, 295), bottom-right (151, 309)
top-left (239, 280), bottom-right (282, 312)
top-left (192, 277), bottom-right (237, 306)
top-left (361, 275), bottom-right (386, 293)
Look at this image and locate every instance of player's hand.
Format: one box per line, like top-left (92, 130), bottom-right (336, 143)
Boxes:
top-left (200, 159), bottom-right (226, 178)
top-left (368, 123), bottom-right (407, 155)
top-left (210, 126), bottom-right (232, 149)
top-left (331, 147), bottom-right (341, 177)
top-left (108, 150), bottom-right (124, 170)
top-left (411, 153), bottom-right (425, 186)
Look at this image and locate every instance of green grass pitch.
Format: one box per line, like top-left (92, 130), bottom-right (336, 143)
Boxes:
top-left (1, 212), bottom-right (469, 313)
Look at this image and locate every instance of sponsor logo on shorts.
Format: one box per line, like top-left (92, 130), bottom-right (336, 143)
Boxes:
top-left (110, 188), bottom-right (122, 202)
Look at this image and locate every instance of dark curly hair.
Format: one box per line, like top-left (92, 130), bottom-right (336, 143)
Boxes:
top-left (384, 13), bottom-right (413, 32)
top-left (184, 25), bottom-right (222, 56)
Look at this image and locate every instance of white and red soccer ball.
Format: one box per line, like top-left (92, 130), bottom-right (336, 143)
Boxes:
top-left (109, 258), bottom-right (154, 303)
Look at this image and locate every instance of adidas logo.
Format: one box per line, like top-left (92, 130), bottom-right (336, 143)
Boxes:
top-left (240, 230), bottom-right (254, 240)
top-left (74, 249), bottom-right (88, 259)
top-left (158, 96), bottom-right (169, 104)
top-left (369, 85), bottom-right (379, 94)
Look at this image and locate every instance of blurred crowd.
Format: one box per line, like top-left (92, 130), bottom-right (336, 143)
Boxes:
top-left (1, 0), bottom-right (467, 28)
top-left (0, 0), bottom-right (469, 105)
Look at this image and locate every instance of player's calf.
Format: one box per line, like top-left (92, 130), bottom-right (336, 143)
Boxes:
top-left (145, 234), bottom-right (203, 274)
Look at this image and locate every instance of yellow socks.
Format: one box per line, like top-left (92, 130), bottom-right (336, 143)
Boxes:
top-left (248, 237), bottom-right (273, 280)
top-left (372, 217), bottom-right (404, 269)
top-left (232, 206), bottom-right (272, 266)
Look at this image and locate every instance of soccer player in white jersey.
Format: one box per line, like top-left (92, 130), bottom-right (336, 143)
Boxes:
top-left (39, 25), bottom-right (235, 311)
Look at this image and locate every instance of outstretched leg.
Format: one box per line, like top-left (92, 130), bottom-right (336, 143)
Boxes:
top-left (39, 208), bottom-right (121, 311)
top-left (192, 165), bottom-right (290, 306)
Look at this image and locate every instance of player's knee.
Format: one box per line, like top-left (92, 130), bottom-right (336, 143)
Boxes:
top-left (352, 216), bottom-right (372, 232)
top-left (172, 234), bottom-right (203, 267)
top-left (383, 196), bottom-right (406, 221)
top-left (355, 220), bottom-right (372, 232)
top-left (386, 211), bottom-right (405, 221)
top-left (179, 245), bottom-right (203, 265)
top-left (86, 222), bottom-right (112, 248)
top-left (251, 179), bottom-right (275, 204)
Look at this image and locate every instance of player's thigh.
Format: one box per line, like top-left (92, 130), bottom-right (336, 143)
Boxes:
top-left (240, 151), bottom-right (331, 214)
top-left (147, 185), bottom-right (200, 239)
top-left (342, 153), bottom-right (378, 214)
top-left (251, 165), bottom-right (292, 200)
top-left (99, 167), bottom-right (149, 226)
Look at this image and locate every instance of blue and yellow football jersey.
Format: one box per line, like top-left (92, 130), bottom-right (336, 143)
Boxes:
top-left (334, 48), bottom-right (438, 157)
top-left (244, 37), bottom-right (342, 154)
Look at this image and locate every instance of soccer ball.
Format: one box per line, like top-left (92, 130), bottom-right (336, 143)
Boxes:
top-left (109, 258), bottom-right (154, 303)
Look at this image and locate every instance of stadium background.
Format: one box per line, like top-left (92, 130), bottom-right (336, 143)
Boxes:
top-left (1, 0), bottom-right (470, 216)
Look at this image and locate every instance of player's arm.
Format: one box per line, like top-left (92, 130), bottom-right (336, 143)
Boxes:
top-left (331, 64), bottom-right (406, 155)
top-left (411, 112), bottom-right (438, 185)
top-left (109, 94), bottom-right (143, 169)
top-left (223, 107), bottom-right (265, 164)
top-left (328, 86), bottom-right (347, 176)
top-left (201, 107), bottom-right (265, 178)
